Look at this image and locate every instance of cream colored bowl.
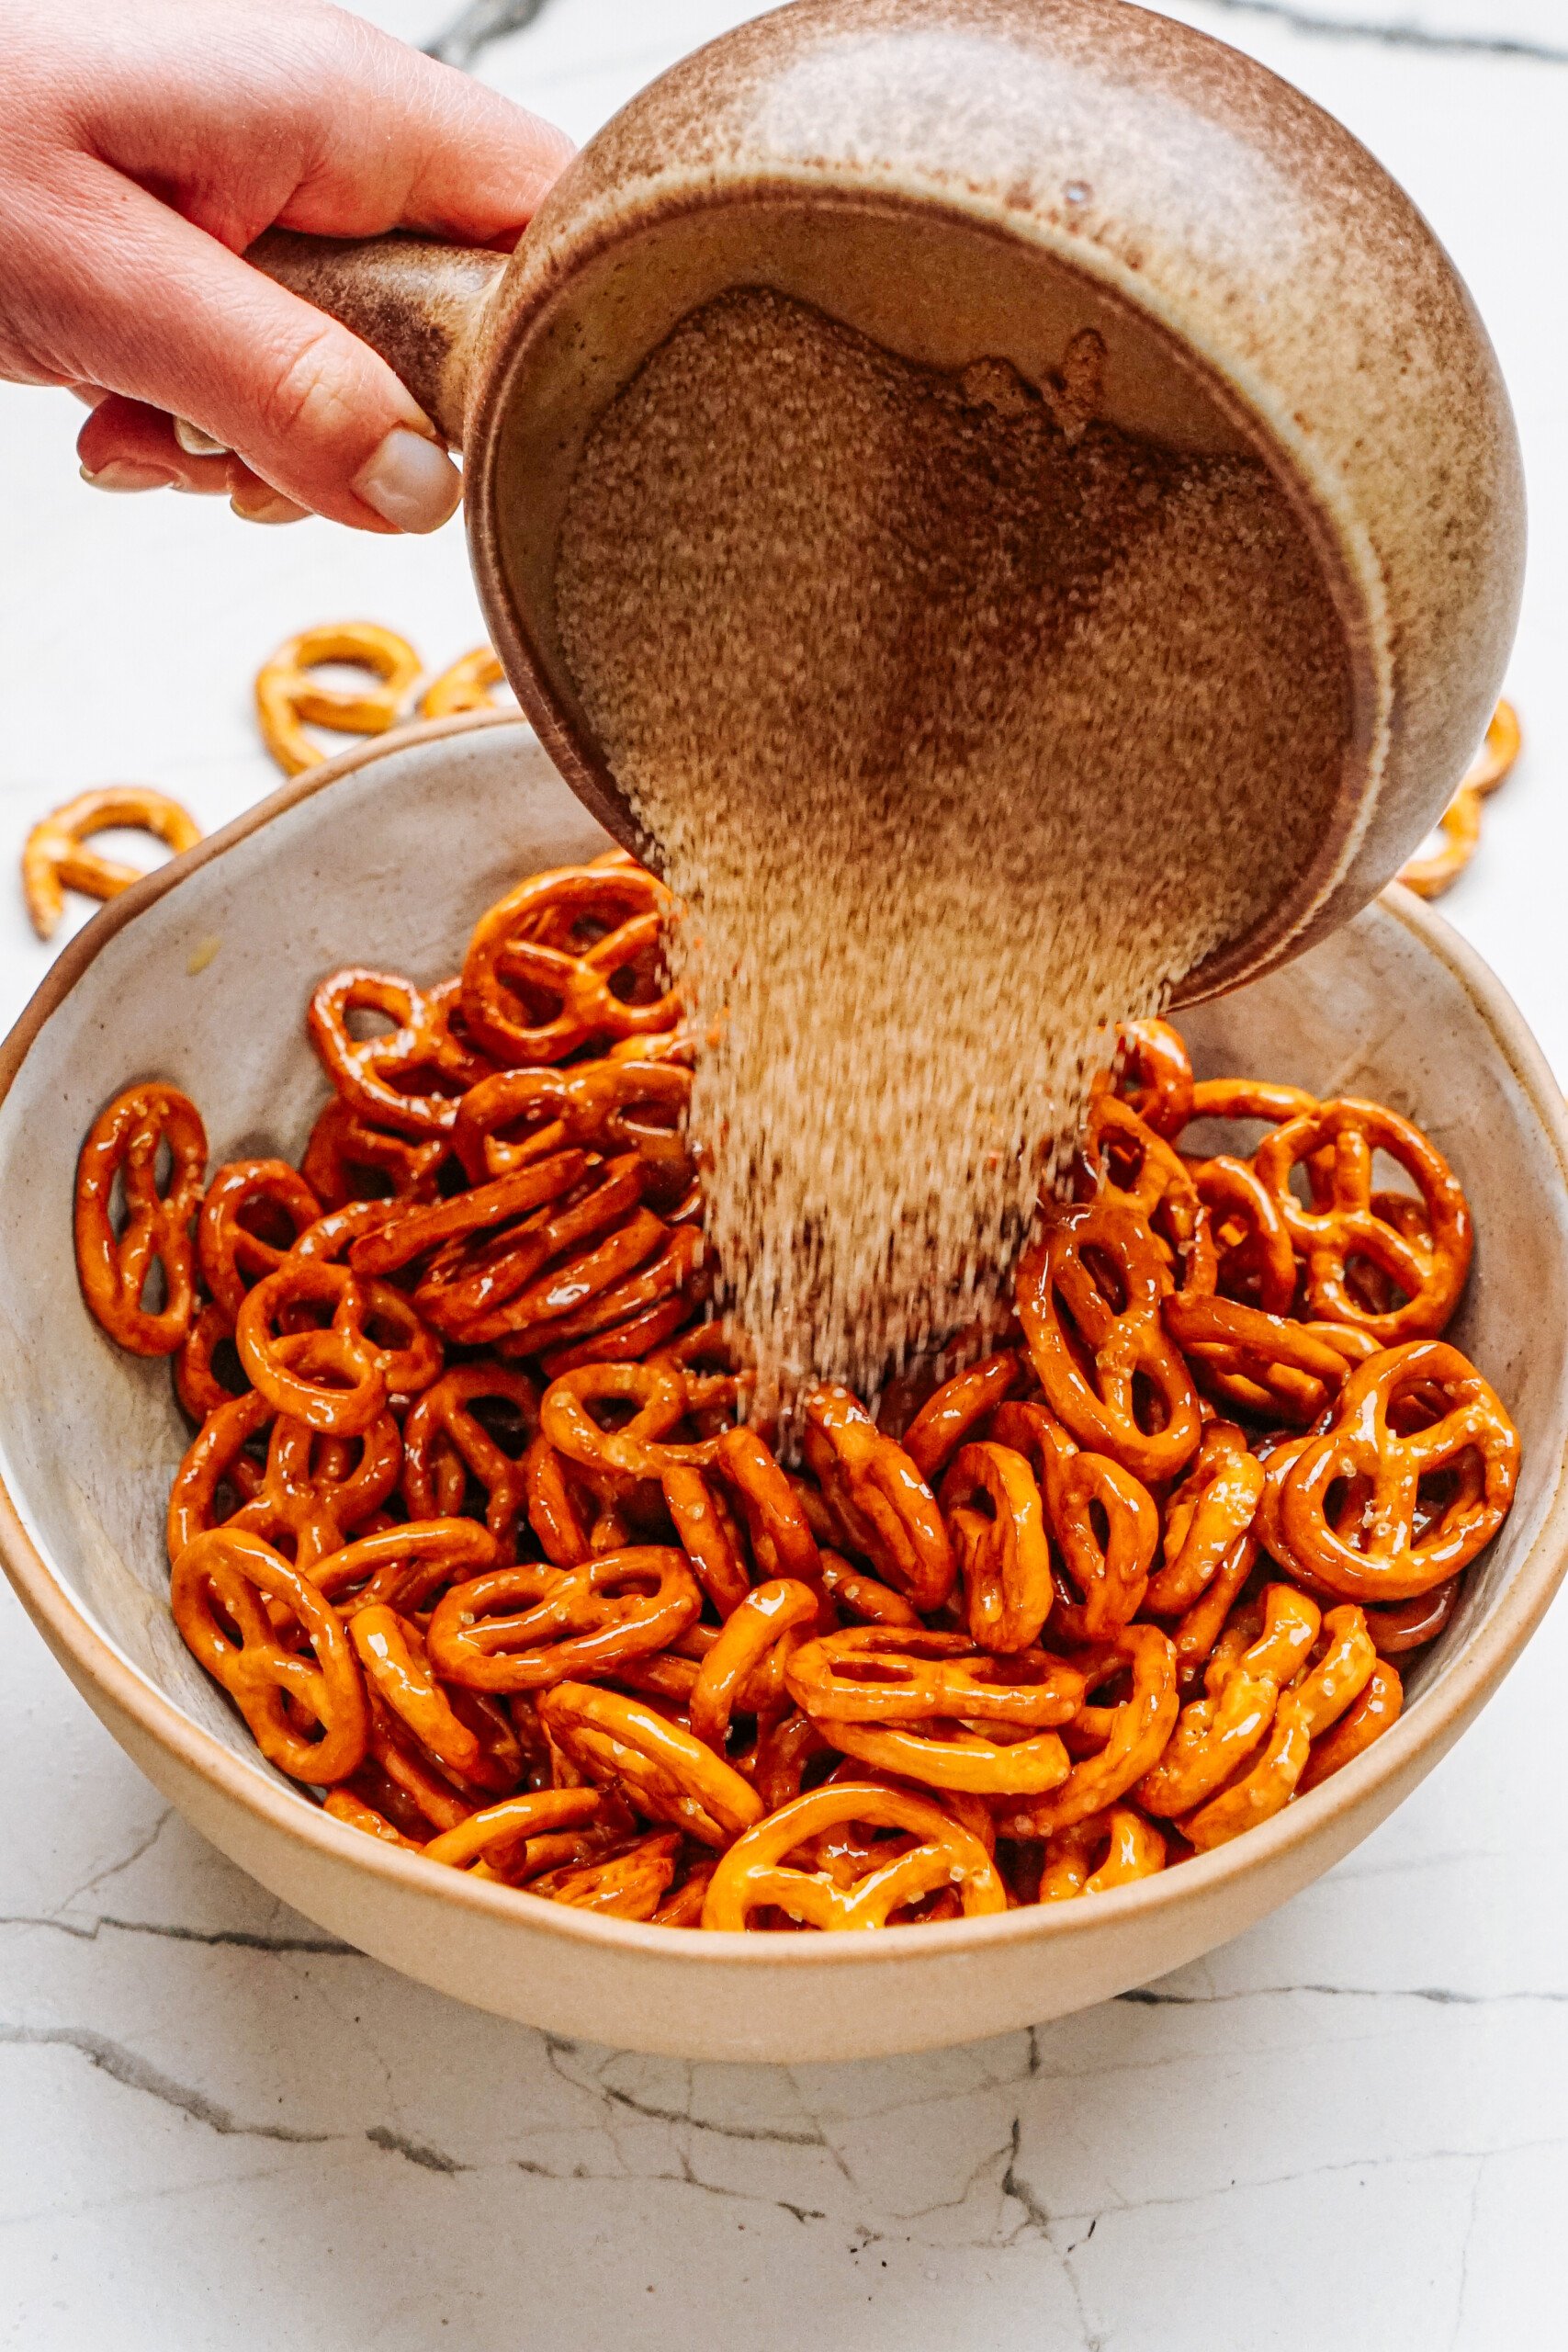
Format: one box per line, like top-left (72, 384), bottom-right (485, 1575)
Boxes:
top-left (2, 715), bottom-right (1564, 2064)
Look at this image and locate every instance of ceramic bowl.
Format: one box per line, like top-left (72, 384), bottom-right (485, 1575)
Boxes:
top-left (2, 715), bottom-right (1564, 2064)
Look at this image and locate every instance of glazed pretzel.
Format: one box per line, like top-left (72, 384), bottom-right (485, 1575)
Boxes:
top-left (299, 1096), bottom-right (447, 1210)
top-left (1016, 1200), bottom-right (1201, 1485)
top-left (1399, 698), bottom-right (1521, 899)
top-left (1264, 1340), bottom-right (1519, 1601)
top-left (1143, 1419), bottom-right (1264, 1616)
top-left (170, 1527), bottom-right (369, 1781)
top-left (175, 1300), bottom-right (250, 1419)
top-left (408, 1158), bottom-right (649, 1340)
top-left (23, 786), bottom-right (202, 938)
top-left (460, 865), bottom-right (680, 1066)
top-left (536, 1681), bottom-right (764, 1847)
top-left (713, 1425), bottom-right (823, 1583)
top-left (1037, 1805), bottom-right (1168, 1901)
top-left (1187, 1153), bottom-right (1297, 1315)
top-left (522, 1433), bottom-right (638, 1570)
top-left (1163, 1292), bottom-right (1369, 1425)
top-left (427, 1548), bottom-right (702, 1691)
top-left (401, 1365), bottom-right (539, 1559)
top-left (1297, 1656), bottom-right (1404, 1792)
top-left (702, 1784), bottom-right (1005, 1929)
top-left (419, 1788), bottom-right (604, 1873)
top-left (197, 1159), bottom-right (321, 1320)
top-left (987, 1401), bottom-right (1160, 1646)
top-left (902, 1351), bottom-right (1021, 1483)
top-left (234, 1261), bottom-right (388, 1435)
top-left (166, 1385), bottom-right (401, 1570)
top-left (529, 1830), bottom-right (684, 1918)
top-left (419, 646), bottom-right (503, 719)
top-left (785, 1625), bottom-right (1083, 1730)
top-left (1090, 1018), bottom-right (1195, 1142)
top-left (74, 1082), bottom-right (208, 1354)
top-left (939, 1441), bottom-right (1053, 1654)
top-left (1181, 1604), bottom-right (1377, 1849)
top-left (309, 1518), bottom-right (500, 1620)
top-left (801, 1386), bottom-right (955, 1611)
top-left (349, 1607), bottom-right (517, 1792)
top-left (507, 1223), bottom-right (701, 1363)
top-left (540, 1360), bottom-right (728, 1481)
top-left (452, 1059), bottom-right (694, 1198)
top-left (1078, 1094), bottom-right (1215, 1296)
top-left (689, 1577), bottom-right (821, 1749)
top-left (1253, 1099), bottom-right (1472, 1342)
top-left (1137, 1583), bottom-right (1321, 1818)
top-left (309, 968), bottom-right (493, 1139)
top-left (255, 621), bottom-right (422, 775)
top-left (999, 1623), bottom-right (1179, 1835)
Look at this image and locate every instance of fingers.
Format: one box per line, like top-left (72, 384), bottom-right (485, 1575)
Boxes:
top-left (53, 164), bottom-right (462, 530)
top-left (76, 396), bottom-right (307, 521)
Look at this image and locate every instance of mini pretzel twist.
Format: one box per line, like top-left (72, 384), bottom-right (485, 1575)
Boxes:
top-left (170, 1527), bottom-right (369, 1781)
top-left (689, 1577), bottom-right (821, 1749)
top-left (1186, 1153), bottom-right (1297, 1315)
top-left (197, 1159), bottom-right (321, 1320)
top-left (1037, 1805), bottom-right (1168, 1900)
top-left (1143, 1419), bottom-right (1264, 1617)
top-left (418, 646), bottom-right (503, 719)
top-left (1180, 1603), bottom-right (1378, 1849)
top-left (349, 1606), bottom-right (519, 1792)
top-left (419, 1788), bottom-right (604, 1873)
top-left (255, 622), bottom-right (422, 775)
top-left (1398, 698), bottom-right (1521, 900)
top-left (999, 1623), bottom-right (1179, 1835)
top-left (460, 865), bottom-right (680, 1066)
top-left (902, 1351), bottom-right (1021, 1483)
top-left (1254, 1099), bottom-right (1473, 1342)
top-left (540, 1358), bottom-right (727, 1483)
top-left (785, 1625), bottom-right (1084, 1730)
top-left (537, 1681), bottom-right (765, 1847)
top-left (1090, 1018), bottom-right (1196, 1141)
top-left (1137, 1582), bottom-right (1321, 1818)
top-left (309, 967), bottom-right (494, 1139)
top-left (802, 1386), bottom-right (955, 1611)
top-left (1263, 1340), bottom-right (1519, 1602)
top-left (23, 786), bottom-right (202, 938)
top-left (74, 1082), bottom-right (208, 1354)
top-left (234, 1260), bottom-right (388, 1435)
top-left (451, 1058), bottom-right (694, 1203)
top-left (299, 1096), bottom-right (447, 1210)
top-left (400, 1364), bottom-right (540, 1559)
top-left (309, 1518), bottom-right (500, 1619)
top-left (427, 1547), bottom-right (702, 1691)
top-left (939, 1440), bottom-right (1053, 1654)
top-left (1016, 1200), bottom-right (1201, 1486)
top-left (702, 1783), bottom-right (1005, 1929)
top-left (166, 1386), bottom-right (402, 1570)
top-left (1078, 1094), bottom-right (1215, 1296)
top-left (1163, 1292), bottom-right (1370, 1425)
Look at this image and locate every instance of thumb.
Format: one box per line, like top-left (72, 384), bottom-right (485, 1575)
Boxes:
top-left (63, 165), bottom-right (463, 531)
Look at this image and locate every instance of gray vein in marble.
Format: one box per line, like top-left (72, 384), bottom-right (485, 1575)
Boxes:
top-left (51, 1804), bottom-right (175, 1910)
top-left (0, 1911), bottom-right (347, 1954)
top-left (1121, 1980), bottom-right (1568, 2006)
top-left (1192, 1), bottom-right (1568, 60)
top-left (365, 2124), bottom-right (470, 2175)
top-left (0, 2020), bottom-right (333, 2145)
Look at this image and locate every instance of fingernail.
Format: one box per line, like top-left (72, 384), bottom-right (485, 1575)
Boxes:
top-left (231, 487), bottom-right (309, 526)
top-left (80, 460), bottom-right (172, 492)
top-left (353, 426), bottom-right (461, 533)
top-left (175, 417), bottom-right (228, 457)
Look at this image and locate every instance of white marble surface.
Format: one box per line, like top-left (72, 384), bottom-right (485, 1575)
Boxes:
top-left (2, 5), bottom-right (1567, 2345)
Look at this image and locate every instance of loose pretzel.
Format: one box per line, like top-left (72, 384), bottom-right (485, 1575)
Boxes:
top-left (1016, 1200), bottom-right (1201, 1485)
top-left (167, 1385), bottom-right (401, 1570)
top-left (309, 1518), bottom-right (500, 1619)
top-left (802, 1387), bottom-right (955, 1611)
top-left (988, 1402), bottom-right (1161, 1646)
top-left (255, 622), bottom-right (422, 775)
top-left (785, 1626), bottom-right (1084, 1730)
top-left (427, 1548), bottom-right (702, 1691)
top-left (1137, 1583), bottom-right (1320, 1818)
top-left (940, 1441), bottom-right (1053, 1654)
top-left (541, 1359), bottom-right (728, 1481)
top-left (1000, 1623), bottom-right (1179, 1834)
top-left (197, 1159), bottom-right (321, 1319)
top-left (23, 786), bottom-right (201, 938)
top-left (413, 1159), bottom-right (651, 1341)
top-left (690, 1578), bottom-right (820, 1748)
top-left (1163, 1292), bottom-right (1366, 1425)
top-left (1090, 1018), bottom-right (1195, 1141)
top-left (234, 1261), bottom-right (388, 1435)
top-left (309, 968), bottom-right (493, 1139)
top-left (903, 1352), bottom-right (1021, 1483)
top-left (349, 1606), bottom-right (516, 1792)
top-left (401, 1365), bottom-right (539, 1559)
top-left (702, 1784), bottom-right (1005, 1928)
top-left (1254, 1100), bottom-right (1472, 1342)
top-left (420, 1788), bottom-right (603, 1873)
top-left (460, 865), bottom-right (680, 1066)
top-left (1187, 1154), bottom-right (1297, 1315)
top-left (171, 1527), bottom-right (369, 1781)
top-left (1038, 1806), bottom-right (1168, 1900)
top-left (537, 1681), bottom-right (764, 1846)
top-left (74, 1082), bottom-right (208, 1354)
top-left (1297, 1657), bottom-right (1403, 1791)
top-left (299, 1096), bottom-right (447, 1210)
top-left (1143, 1420), bottom-right (1264, 1616)
top-left (452, 1060), bottom-right (694, 1200)
top-left (175, 1300), bottom-right (250, 1419)
top-left (418, 646), bottom-right (503, 720)
top-left (531, 1830), bottom-right (683, 1917)
top-left (1398, 698), bottom-right (1521, 899)
top-left (1265, 1340), bottom-right (1518, 1601)
top-left (1078, 1095), bottom-right (1215, 1296)
top-left (1181, 1604), bottom-right (1377, 1849)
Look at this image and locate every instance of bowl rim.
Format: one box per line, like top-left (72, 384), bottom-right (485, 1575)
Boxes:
top-left (3, 707), bottom-right (1565, 1972)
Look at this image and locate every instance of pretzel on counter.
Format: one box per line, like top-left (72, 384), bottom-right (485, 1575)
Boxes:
top-left (73, 862), bottom-right (1520, 1928)
top-left (24, 786), bottom-right (202, 939)
top-left (255, 621), bottom-right (423, 775)
top-left (1398, 698), bottom-right (1521, 900)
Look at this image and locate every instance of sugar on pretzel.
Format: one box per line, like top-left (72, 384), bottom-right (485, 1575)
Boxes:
top-left (72, 866), bottom-right (1520, 1928)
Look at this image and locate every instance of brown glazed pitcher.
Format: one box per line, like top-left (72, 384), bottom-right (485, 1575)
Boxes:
top-left (251, 0), bottom-right (1524, 1004)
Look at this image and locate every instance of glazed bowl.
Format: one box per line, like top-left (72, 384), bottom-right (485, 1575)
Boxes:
top-left (2, 715), bottom-right (1565, 2064)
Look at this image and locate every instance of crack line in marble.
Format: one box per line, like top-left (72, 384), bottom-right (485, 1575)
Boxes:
top-left (0, 2020), bottom-right (333, 2145)
top-left (1121, 1980), bottom-right (1568, 2007)
top-left (0, 1911), bottom-right (347, 1954)
top-left (1190, 0), bottom-right (1568, 61)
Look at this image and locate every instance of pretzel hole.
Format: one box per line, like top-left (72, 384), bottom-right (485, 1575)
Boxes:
top-left (1078, 1245), bottom-right (1128, 1314)
top-left (1131, 1369), bottom-right (1173, 1436)
top-left (136, 1258), bottom-right (170, 1317)
top-left (343, 1005), bottom-right (403, 1043)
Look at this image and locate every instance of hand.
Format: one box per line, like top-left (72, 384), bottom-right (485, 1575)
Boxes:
top-left (0, 0), bottom-right (572, 529)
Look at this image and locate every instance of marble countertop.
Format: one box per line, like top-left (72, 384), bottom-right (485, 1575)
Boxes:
top-left (3, 6), bottom-right (1566, 2345)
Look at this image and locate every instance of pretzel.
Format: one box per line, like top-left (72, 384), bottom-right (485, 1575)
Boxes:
top-left (1398, 698), bottom-right (1521, 899)
top-left (1090, 1018), bottom-right (1195, 1141)
top-left (1078, 1094), bottom-right (1215, 1296)
top-left (1253, 1100), bottom-right (1472, 1342)
top-left (1016, 1200), bottom-right (1201, 1485)
top-left (1187, 1154), bottom-right (1297, 1315)
top-left (309, 1518), bottom-right (499, 1619)
top-left (255, 622), bottom-right (422, 775)
top-left (1163, 1292), bottom-right (1367, 1425)
top-left (234, 1261), bottom-right (388, 1435)
top-left (1297, 1657), bottom-right (1403, 1792)
top-left (74, 1082), bottom-right (208, 1354)
top-left (801, 1386), bottom-right (955, 1611)
top-left (419, 1788), bottom-right (603, 1873)
top-left (1184, 1076), bottom-right (1318, 1134)
top-left (1181, 1604), bottom-right (1377, 1849)
top-left (167, 1385), bottom-right (401, 1570)
top-left (309, 968), bottom-right (493, 1139)
top-left (1362, 1579), bottom-right (1459, 1657)
top-left (702, 1784), bottom-right (1005, 1928)
top-left (419, 646), bottom-right (503, 720)
top-left (939, 1441), bottom-right (1053, 1653)
top-left (1264, 1340), bottom-right (1518, 1602)
top-left (197, 1159), bottom-right (321, 1320)
top-left (411, 1159), bottom-right (649, 1340)
top-left (540, 1360), bottom-right (728, 1482)
top-left (999, 1623), bottom-right (1179, 1835)
top-left (170, 1527), bottom-right (369, 1781)
top-left (987, 1402), bottom-right (1160, 1646)
top-left (537, 1681), bottom-right (765, 1846)
top-left (348, 1606), bottom-right (518, 1793)
top-left (460, 865), bottom-right (680, 1066)
top-left (452, 1059), bottom-right (694, 1201)
top-left (175, 1299), bottom-right (250, 1419)
top-left (427, 1548), bottom-right (702, 1691)
top-left (1038, 1805), bottom-right (1168, 1901)
top-left (1137, 1583), bottom-right (1321, 1818)
top-left (785, 1625), bottom-right (1083, 1730)
top-left (1143, 1420), bottom-right (1264, 1616)
top-left (23, 786), bottom-right (201, 938)
top-left (902, 1352), bottom-right (1021, 1483)
top-left (530, 1830), bottom-right (684, 1917)
top-left (400, 1365), bottom-right (539, 1558)
top-left (817, 1548), bottom-right (920, 1628)
top-left (299, 1096), bottom-right (447, 1210)
top-left (499, 1223), bottom-right (700, 1361)
top-left (690, 1578), bottom-right (821, 1749)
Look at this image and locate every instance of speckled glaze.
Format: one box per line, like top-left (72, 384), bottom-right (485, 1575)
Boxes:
top-left (253, 0), bottom-right (1524, 1003)
top-left (1, 717), bottom-right (1564, 2064)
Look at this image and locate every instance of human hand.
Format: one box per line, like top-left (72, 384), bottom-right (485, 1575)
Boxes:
top-left (0, 0), bottom-right (572, 529)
